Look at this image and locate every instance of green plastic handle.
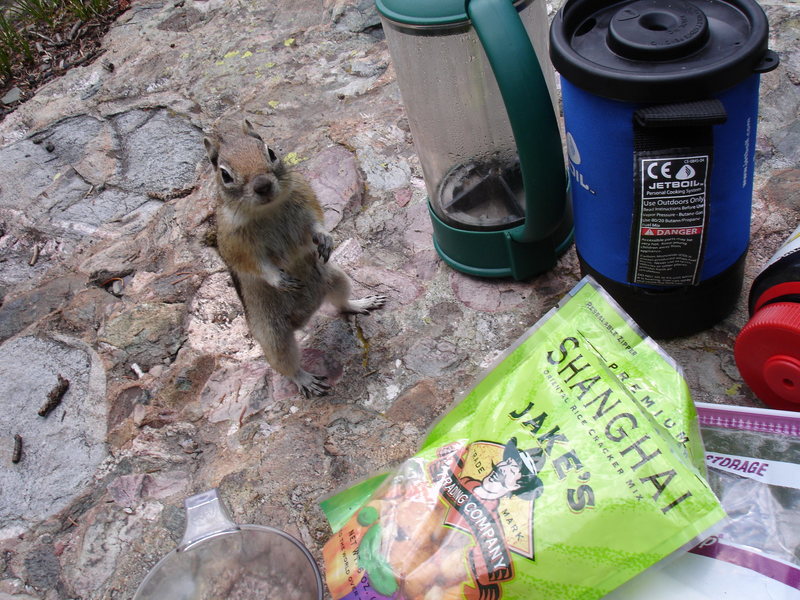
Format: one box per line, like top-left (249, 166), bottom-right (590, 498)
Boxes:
top-left (467, 0), bottom-right (566, 243)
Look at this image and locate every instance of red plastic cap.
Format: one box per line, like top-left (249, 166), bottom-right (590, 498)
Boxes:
top-left (735, 302), bottom-right (800, 411)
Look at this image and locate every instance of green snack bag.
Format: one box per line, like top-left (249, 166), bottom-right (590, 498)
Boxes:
top-left (322, 277), bottom-right (725, 600)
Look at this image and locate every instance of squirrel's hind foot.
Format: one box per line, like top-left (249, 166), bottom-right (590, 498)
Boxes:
top-left (293, 370), bottom-right (331, 398)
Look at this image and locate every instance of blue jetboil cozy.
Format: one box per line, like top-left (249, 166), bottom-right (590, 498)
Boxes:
top-left (550, 0), bottom-right (779, 338)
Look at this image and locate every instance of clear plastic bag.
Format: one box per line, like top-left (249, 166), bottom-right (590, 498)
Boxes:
top-left (608, 404), bottom-right (800, 598)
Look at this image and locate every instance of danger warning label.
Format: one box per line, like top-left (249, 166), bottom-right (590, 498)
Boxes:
top-left (641, 227), bottom-right (703, 236)
top-left (630, 155), bottom-right (709, 286)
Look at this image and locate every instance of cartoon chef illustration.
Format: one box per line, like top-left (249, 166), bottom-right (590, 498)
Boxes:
top-left (460, 437), bottom-right (546, 508)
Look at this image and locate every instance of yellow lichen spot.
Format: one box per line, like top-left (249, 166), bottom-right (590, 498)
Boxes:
top-left (180, 52), bottom-right (190, 59)
top-left (354, 321), bottom-right (371, 368)
top-left (224, 50), bottom-right (240, 59)
top-left (283, 152), bottom-right (306, 166)
top-left (284, 38), bottom-right (295, 47)
top-left (265, 61), bottom-right (276, 68)
top-left (725, 383), bottom-right (741, 396)
top-left (268, 100), bottom-right (280, 108)
top-left (242, 51), bottom-right (253, 59)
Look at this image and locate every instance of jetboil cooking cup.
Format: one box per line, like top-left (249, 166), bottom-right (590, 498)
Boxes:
top-left (132, 489), bottom-right (323, 600)
top-left (550, 0), bottom-right (779, 338)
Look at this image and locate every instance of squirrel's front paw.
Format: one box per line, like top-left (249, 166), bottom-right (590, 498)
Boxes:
top-left (277, 270), bottom-right (303, 291)
top-left (312, 232), bottom-right (333, 263)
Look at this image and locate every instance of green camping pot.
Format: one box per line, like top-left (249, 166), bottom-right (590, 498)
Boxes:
top-left (376, 0), bottom-right (573, 280)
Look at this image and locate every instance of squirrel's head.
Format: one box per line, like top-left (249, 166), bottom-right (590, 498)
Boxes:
top-left (204, 120), bottom-right (289, 209)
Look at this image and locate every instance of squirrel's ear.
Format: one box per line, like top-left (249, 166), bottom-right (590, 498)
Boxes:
top-left (204, 137), bottom-right (219, 167)
top-left (242, 119), bottom-right (263, 142)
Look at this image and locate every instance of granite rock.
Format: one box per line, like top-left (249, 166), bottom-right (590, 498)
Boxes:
top-left (0, 0), bottom-right (797, 597)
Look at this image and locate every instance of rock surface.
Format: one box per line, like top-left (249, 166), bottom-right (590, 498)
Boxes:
top-left (0, 0), bottom-right (797, 597)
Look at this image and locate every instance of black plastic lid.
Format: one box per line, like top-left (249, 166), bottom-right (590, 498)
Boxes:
top-left (748, 251), bottom-right (800, 314)
top-left (550, 0), bottom-right (779, 103)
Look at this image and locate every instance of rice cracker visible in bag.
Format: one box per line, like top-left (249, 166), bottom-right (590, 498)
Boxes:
top-left (321, 277), bottom-right (726, 600)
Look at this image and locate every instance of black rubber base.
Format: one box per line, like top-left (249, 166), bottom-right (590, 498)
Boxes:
top-left (579, 251), bottom-right (746, 339)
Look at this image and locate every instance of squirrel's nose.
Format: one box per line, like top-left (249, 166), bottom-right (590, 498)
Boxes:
top-left (252, 175), bottom-right (274, 197)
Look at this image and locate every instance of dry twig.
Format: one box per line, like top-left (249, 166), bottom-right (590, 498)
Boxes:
top-left (39, 374), bottom-right (70, 417)
top-left (12, 434), bottom-right (22, 464)
top-left (29, 243), bottom-right (40, 266)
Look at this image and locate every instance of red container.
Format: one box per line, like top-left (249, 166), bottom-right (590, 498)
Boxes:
top-left (735, 225), bottom-right (800, 411)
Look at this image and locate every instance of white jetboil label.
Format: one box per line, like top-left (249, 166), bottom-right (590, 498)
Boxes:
top-left (631, 155), bottom-right (709, 286)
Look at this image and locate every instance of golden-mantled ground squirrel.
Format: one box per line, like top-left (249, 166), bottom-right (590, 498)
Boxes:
top-left (204, 120), bottom-right (386, 397)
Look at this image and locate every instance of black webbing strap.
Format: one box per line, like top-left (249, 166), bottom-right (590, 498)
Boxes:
top-left (627, 100), bottom-right (728, 287)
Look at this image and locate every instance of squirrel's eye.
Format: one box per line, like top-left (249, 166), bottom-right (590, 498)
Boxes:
top-left (219, 167), bottom-right (233, 184)
top-left (267, 147), bottom-right (277, 163)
